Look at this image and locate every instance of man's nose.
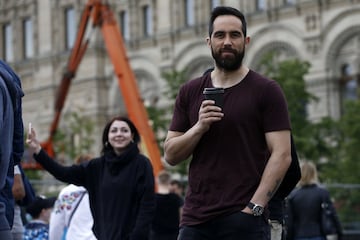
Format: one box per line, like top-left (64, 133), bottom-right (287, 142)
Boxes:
top-left (223, 34), bottom-right (232, 46)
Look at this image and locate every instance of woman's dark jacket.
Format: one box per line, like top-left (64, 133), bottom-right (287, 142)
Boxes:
top-left (285, 184), bottom-right (342, 240)
top-left (34, 143), bottom-right (155, 240)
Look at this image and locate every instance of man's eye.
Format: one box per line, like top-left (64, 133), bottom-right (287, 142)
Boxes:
top-left (214, 33), bottom-right (224, 38)
top-left (231, 32), bottom-right (242, 37)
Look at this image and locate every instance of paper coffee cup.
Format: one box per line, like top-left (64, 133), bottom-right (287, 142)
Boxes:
top-left (203, 87), bottom-right (224, 108)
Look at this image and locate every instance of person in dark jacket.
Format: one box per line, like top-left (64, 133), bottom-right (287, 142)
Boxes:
top-left (0, 60), bottom-right (25, 239)
top-left (285, 161), bottom-right (342, 240)
top-left (150, 170), bottom-right (183, 240)
top-left (26, 116), bottom-right (156, 240)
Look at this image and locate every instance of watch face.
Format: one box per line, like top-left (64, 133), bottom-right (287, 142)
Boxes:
top-left (247, 202), bottom-right (264, 216)
top-left (253, 205), bottom-right (264, 216)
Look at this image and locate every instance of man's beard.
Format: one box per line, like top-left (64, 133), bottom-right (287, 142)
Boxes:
top-left (211, 46), bottom-right (245, 71)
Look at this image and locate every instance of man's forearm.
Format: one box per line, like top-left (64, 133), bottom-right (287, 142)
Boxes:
top-left (164, 125), bottom-right (205, 165)
top-left (249, 152), bottom-right (291, 207)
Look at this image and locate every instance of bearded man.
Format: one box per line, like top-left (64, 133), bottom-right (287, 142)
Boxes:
top-left (164, 6), bottom-right (292, 240)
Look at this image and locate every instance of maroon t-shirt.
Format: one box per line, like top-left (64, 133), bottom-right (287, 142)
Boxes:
top-left (169, 70), bottom-right (291, 226)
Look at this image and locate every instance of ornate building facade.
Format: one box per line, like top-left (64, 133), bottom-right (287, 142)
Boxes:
top-left (0, 0), bottom-right (359, 154)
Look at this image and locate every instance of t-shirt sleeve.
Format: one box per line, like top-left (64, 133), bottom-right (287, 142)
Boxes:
top-left (169, 84), bottom-right (191, 132)
top-left (261, 81), bottom-right (291, 132)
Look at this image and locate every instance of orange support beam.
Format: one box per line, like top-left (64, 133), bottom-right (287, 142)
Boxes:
top-left (99, 4), bottom-right (163, 176)
top-left (27, 0), bottom-right (163, 176)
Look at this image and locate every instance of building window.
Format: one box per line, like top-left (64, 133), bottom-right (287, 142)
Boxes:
top-left (65, 7), bottom-right (76, 49)
top-left (119, 10), bottom-right (130, 41)
top-left (210, 0), bottom-right (220, 10)
top-left (256, 0), bottom-right (267, 11)
top-left (340, 64), bottom-right (359, 101)
top-left (3, 23), bottom-right (14, 62)
top-left (142, 5), bottom-right (153, 37)
top-left (23, 18), bottom-right (34, 59)
top-left (284, 0), bottom-right (296, 5)
top-left (184, 0), bottom-right (195, 26)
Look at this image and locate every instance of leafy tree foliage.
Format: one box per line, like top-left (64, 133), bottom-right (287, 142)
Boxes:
top-left (258, 51), bottom-right (360, 225)
top-left (318, 100), bottom-right (360, 223)
top-left (53, 110), bottom-right (95, 162)
top-left (146, 69), bottom-right (189, 176)
top-left (257, 52), bottom-right (325, 160)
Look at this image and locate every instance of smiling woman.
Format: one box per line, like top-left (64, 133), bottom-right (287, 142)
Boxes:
top-left (103, 116), bottom-right (140, 156)
top-left (26, 116), bottom-right (156, 240)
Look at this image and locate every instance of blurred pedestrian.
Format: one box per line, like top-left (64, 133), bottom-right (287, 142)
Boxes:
top-left (285, 161), bottom-right (342, 240)
top-left (11, 165), bottom-right (25, 240)
top-left (49, 154), bottom-right (96, 240)
top-left (26, 116), bottom-right (156, 239)
top-left (150, 170), bottom-right (183, 240)
top-left (0, 60), bottom-right (25, 240)
top-left (169, 179), bottom-right (185, 199)
top-left (24, 195), bottom-right (56, 240)
top-left (16, 163), bottom-right (37, 227)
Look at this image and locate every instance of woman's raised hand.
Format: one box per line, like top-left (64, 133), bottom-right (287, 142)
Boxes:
top-left (26, 124), bottom-right (42, 154)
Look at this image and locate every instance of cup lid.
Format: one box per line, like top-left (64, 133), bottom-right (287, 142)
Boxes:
top-left (203, 87), bottom-right (224, 94)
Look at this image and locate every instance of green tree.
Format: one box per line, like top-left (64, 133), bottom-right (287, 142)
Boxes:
top-left (258, 52), bottom-right (360, 225)
top-left (146, 69), bottom-right (189, 176)
top-left (146, 70), bottom-right (189, 148)
top-left (319, 100), bottom-right (360, 223)
top-left (257, 52), bottom-right (329, 160)
top-left (53, 110), bottom-right (95, 161)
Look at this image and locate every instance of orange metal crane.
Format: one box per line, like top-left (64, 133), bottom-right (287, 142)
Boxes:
top-left (23, 0), bottom-right (163, 176)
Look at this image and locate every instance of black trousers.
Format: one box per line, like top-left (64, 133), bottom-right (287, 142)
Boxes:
top-left (150, 230), bottom-right (178, 240)
top-left (0, 229), bottom-right (13, 240)
top-left (178, 211), bottom-right (270, 240)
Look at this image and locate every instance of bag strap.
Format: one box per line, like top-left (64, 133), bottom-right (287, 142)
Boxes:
top-left (66, 191), bottom-right (86, 227)
top-left (320, 190), bottom-right (333, 213)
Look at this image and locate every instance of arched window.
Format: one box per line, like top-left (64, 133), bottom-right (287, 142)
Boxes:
top-left (331, 33), bottom-right (359, 117)
top-left (3, 23), bottom-right (13, 62)
top-left (65, 7), bottom-right (76, 50)
top-left (119, 10), bottom-right (130, 41)
top-left (142, 5), bottom-right (153, 37)
top-left (210, 0), bottom-right (220, 10)
top-left (23, 18), bottom-right (34, 59)
top-left (184, 0), bottom-right (195, 27)
top-left (256, 0), bottom-right (267, 11)
top-left (339, 63), bottom-right (359, 113)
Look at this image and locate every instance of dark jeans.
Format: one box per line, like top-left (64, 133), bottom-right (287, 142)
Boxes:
top-left (178, 211), bottom-right (269, 240)
top-left (150, 230), bottom-right (178, 240)
top-left (0, 229), bottom-right (13, 240)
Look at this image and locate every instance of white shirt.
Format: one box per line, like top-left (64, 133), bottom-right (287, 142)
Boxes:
top-left (49, 184), bottom-right (97, 240)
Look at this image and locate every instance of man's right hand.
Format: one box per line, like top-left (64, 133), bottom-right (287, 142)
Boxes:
top-left (197, 100), bottom-right (224, 132)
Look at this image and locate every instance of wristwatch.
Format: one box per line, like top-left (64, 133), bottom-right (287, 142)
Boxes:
top-left (247, 202), bottom-right (264, 216)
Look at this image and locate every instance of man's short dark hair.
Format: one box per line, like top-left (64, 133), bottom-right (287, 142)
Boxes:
top-left (208, 6), bottom-right (247, 38)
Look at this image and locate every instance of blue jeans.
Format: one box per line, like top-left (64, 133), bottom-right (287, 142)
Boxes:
top-left (178, 211), bottom-right (269, 240)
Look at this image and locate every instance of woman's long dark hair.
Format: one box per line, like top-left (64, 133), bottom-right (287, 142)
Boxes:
top-left (101, 116), bottom-right (140, 155)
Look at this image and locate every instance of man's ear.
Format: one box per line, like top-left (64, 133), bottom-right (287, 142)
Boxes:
top-left (245, 36), bottom-right (250, 46)
top-left (206, 37), bottom-right (211, 47)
